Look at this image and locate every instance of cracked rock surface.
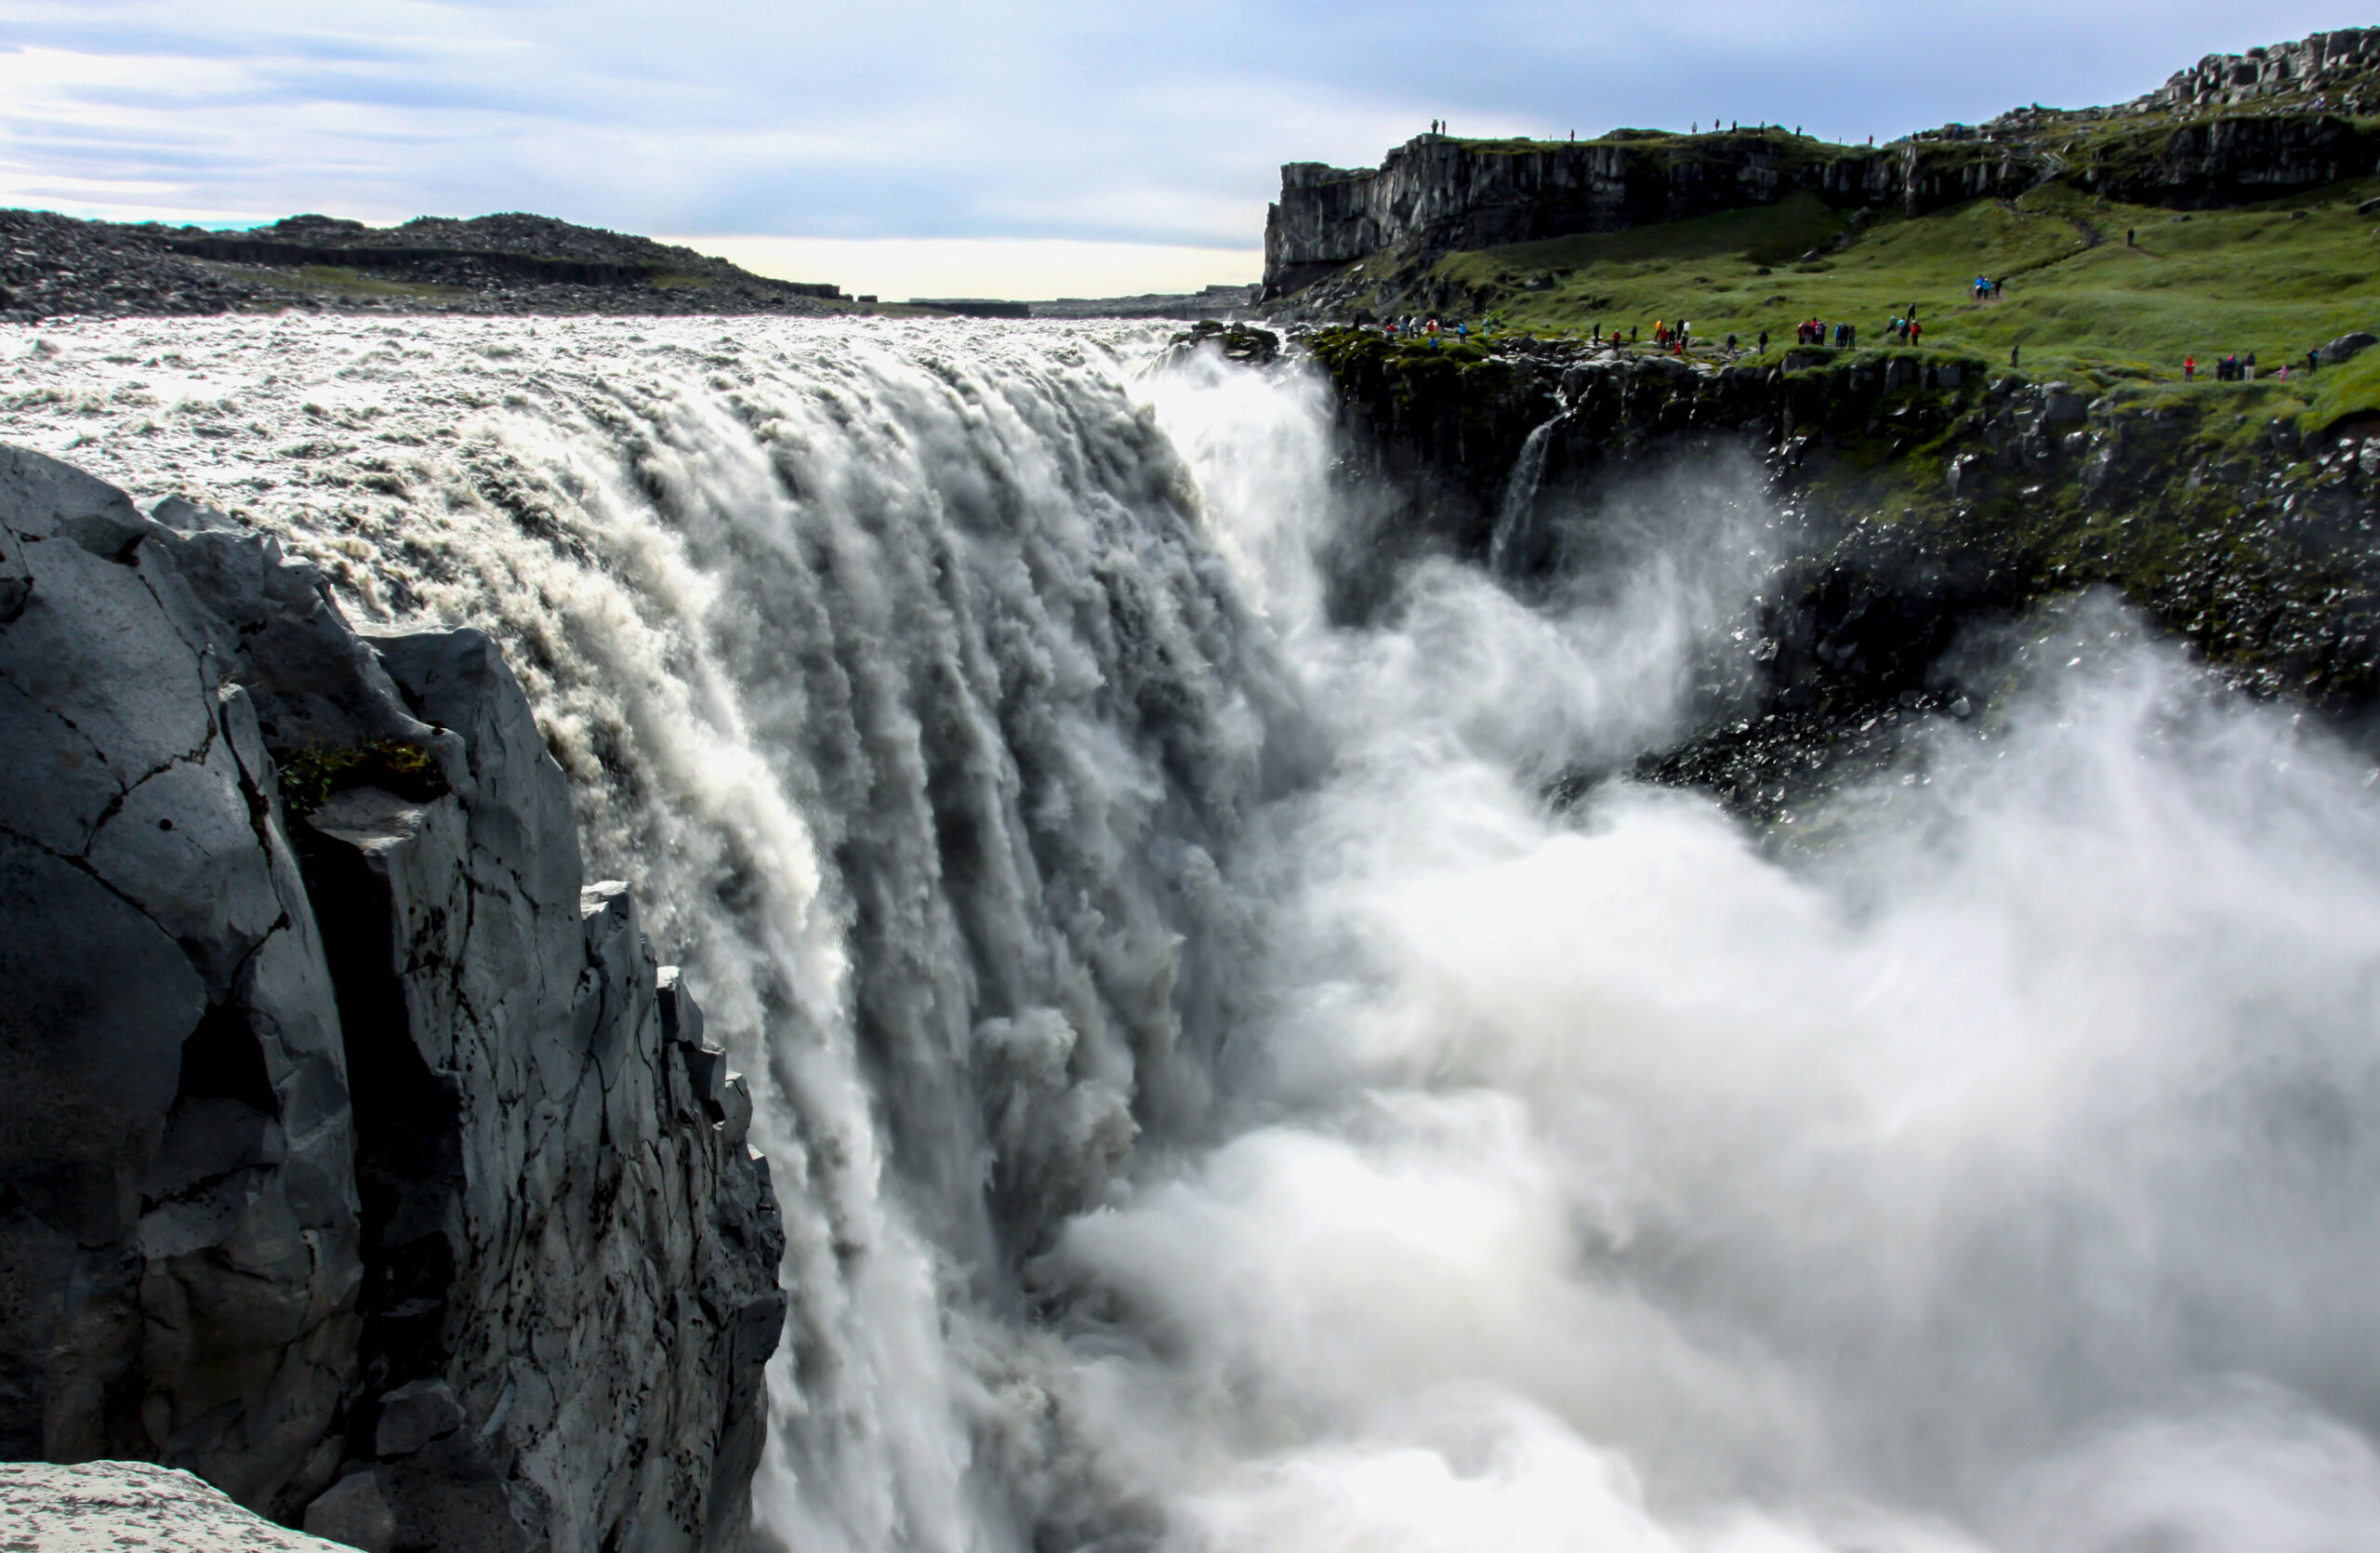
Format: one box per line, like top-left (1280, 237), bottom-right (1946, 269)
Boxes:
top-left (0, 445), bottom-right (785, 1552)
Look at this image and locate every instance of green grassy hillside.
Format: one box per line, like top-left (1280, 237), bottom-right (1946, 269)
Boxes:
top-left (1357, 180), bottom-right (2380, 392)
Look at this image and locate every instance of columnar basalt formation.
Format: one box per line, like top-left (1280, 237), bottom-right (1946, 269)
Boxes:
top-left (1263, 135), bottom-right (1924, 295)
top-left (2147, 29), bottom-right (2380, 112)
top-left (0, 445), bottom-right (785, 1552)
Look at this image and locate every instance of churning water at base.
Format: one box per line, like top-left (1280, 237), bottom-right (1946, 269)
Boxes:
top-left (7, 316), bottom-right (2380, 1553)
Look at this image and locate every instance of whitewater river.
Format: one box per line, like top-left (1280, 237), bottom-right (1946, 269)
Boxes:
top-left (6, 315), bottom-right (2379, 1553)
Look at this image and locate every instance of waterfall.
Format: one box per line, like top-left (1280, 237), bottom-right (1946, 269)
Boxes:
top-left (1486, 415), bottom-right (1558, 580)
top-left (8, 316), bottom-right (2380, 1553)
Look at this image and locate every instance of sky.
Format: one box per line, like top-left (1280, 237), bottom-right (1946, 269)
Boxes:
top-left (0, 2), bottom-right (2361, 299)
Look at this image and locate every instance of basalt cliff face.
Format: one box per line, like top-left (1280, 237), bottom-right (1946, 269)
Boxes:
top-left (1264, 137), bottom-right (1933, 295)
top-left (1263, 28), bottom-right (2380, 297)
top-left (0, 445), bottom-right (785, 1552)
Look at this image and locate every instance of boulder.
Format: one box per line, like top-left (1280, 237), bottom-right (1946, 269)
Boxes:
top-left (303, 1469), bottom-right (399, 1553)
top-left (373, 1380), bottom-right (464, 1458)
top-left (2041, 384), bottom-right (2091, 427)
top-left (2321, 330), bottom-right (2376, 363)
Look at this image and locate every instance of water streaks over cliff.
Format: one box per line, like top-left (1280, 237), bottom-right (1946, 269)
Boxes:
top-left (7, 316), bottom-right (2380, 1553)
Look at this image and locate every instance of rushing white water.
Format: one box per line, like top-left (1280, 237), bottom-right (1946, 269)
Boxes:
top-left (7, 316), bottom-right (2380, 1553)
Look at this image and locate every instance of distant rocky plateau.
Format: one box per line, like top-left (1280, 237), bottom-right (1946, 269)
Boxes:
top-left (0, 210), bottom-right (853, 322)
top-left (0, 444), bottom-right (786, 1552)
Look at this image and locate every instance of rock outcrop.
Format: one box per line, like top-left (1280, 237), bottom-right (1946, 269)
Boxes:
top-left (2145, 29), bottom-right (2380, 113)
top-left (0, 445), bottom-right (784, 1551)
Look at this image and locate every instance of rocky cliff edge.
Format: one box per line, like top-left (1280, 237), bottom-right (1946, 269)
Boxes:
top-left (0, 445), bottom-right (786, 1552)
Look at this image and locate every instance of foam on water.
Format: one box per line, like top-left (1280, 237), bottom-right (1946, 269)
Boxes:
top-left (7, 315), bottom-right (2378, 1553)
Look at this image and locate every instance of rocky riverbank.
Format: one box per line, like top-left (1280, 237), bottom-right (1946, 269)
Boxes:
top-left (0, 445), bottom-right (785, 1551)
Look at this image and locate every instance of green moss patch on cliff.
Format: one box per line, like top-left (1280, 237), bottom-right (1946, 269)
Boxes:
top-left (276, 739), bottom-right (449, 817)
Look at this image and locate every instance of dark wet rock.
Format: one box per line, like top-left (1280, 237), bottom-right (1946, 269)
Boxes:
top-left (0, 445), bottom-right (784, 1551)
top-left (373, 1380), bottom-right (464, 1459)
top-left (1168, 319), bottom-right (1281, 365)
top-left (303, 1469), bottom-right (399, 1552)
